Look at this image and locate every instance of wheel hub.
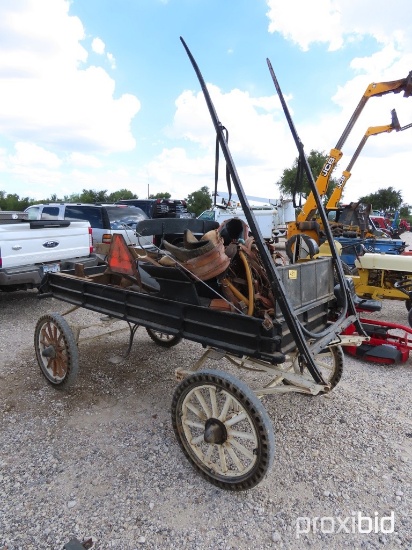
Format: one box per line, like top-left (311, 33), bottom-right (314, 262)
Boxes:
top-left (204, 418), bottom-right (227, 445)
top-left (42, 345), bottom-right (56, 359)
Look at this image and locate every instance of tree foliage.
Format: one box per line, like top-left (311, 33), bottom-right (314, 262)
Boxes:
top-left (108, 189), bottom-right (138, 202)
top-left (0, 191), bottom-right (32, 211)
top-left (400, 204), bottom-right (411, 219)
top-left (277, 149), bottom-right (338, 202)
top-left (358, 186), bottom-right (403, 212)
top-left (185, 186), bottom-right (212, 216)
top-left (149, 192), bottom-right (171, 199)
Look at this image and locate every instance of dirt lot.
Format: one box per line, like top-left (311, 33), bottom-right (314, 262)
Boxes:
top-left (1, 240), bottom-right (412, 549)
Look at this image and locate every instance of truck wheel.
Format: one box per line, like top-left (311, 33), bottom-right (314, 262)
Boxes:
top-left (34, 313), bottom-right (79, 389)
top-left (146, 328), bottom-right (182, 348)
top-left (172, 369), bottom-right (275, 490)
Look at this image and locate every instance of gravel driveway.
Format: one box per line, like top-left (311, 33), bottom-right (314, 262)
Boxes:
top-left (1, 235), bottom-right (412, 550)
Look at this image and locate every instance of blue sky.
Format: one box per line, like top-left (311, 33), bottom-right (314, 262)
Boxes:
top-left (1, 0), bottom-right (412, 206)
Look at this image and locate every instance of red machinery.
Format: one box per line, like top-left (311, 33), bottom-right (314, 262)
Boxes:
top-left (334, 277), bottom-right (412, 364)
top-left (343, 317), bottom-right (412, 364)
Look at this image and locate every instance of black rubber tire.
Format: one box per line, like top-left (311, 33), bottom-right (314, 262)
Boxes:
top-left (34, 313), bottom-right (79, 389)
top-left (146, 328), bottom-right (182, 348)
top-left (284, 345), bottom-right (344, 391)
top-left (405, 299), bottom-right (411, 312)
top-left (171, 369), bottom-right (275, 491)
top-left (285, 234), bottom-right (318, 262)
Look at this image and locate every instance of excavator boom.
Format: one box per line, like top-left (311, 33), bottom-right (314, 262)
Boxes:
top-left (292, 71), bottom-right (412, 231)
top-left (326, 109), bottom-right (405, 211)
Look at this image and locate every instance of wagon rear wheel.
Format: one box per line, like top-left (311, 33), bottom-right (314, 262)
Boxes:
top-left (146, 328), bottom-right (182, 348)
top-left (34, 313), bottom-right (79, 389)
top-left (171, 369), bottom-right (275, 491)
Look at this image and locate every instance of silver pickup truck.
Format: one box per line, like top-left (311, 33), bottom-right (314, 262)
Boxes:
top-left (0, 211), bottom-right (98, 292)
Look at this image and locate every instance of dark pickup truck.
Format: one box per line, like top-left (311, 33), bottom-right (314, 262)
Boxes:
top-left (116, 199), bottom-right (193, 219)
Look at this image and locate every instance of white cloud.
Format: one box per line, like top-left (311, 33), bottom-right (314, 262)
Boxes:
top-left (68, 152), bottom-right (102, 168)
top-left (10, 142), bottom-right (61, 168)
top-left (142, 85), bottom-right (297, 200)
top-left (264, 0), bottom-right (412, 204)
top-left (91, 37), bottom-right (105, 55)
top-left (0, 0), bottom-right (139, 154)
top-left (107, 52), bottom-right (116, 69)
top-left (266, 0), bottom-right (412, 53)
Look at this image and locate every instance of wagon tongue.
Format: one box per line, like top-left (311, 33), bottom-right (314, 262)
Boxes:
top-left (180, 37), bottom-right (364, 383)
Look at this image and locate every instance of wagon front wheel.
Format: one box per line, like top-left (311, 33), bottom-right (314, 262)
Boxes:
top-left (146, 328), bottom-right (182, 348)
top-left (171, 369), bottom-right (275, 491)
top-left (283, 345), bottom-right (344, 392)
top-left (34, 313), bottom-right (79, 389)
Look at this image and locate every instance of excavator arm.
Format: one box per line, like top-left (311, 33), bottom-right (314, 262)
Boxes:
top-left (291, 71), bottom-right (412, 234)
top-left (326, 109), bottom-right (401, 210)
top-left (327, 109), bottom-right (412, 211)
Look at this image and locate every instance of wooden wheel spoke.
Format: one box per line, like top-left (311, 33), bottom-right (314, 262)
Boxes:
top-left (224, 443), bottom-right (244, 472)
top-left (194, 390), bottom-right (211, 418)
top-left (184, 419), bottom-right (204, 429)
top-left (204, 445), bottom-right (214, 464)
top-left (225, 412), bottom-right (247, 427)
top-left (209, 386), bottom-right (218, 417)
top-left (227, 429), bottom-right (256, 442)
top-left (218, 445), bottom-right (227, 473)
top-left (191, 433), bottom-right (205, 446)
top-left (229, 438), bottom-right (255, 461)
top-left (218, 394), bottom-right (232, 422)
top-left (185, 401), bottom-right (204, 419)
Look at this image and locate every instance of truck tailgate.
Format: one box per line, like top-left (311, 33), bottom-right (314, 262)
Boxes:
top-left (0, 221), bottom-right (92, 268)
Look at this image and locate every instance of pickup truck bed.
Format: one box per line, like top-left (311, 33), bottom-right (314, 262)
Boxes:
top-left (0, 216), bottom-right (98, 291)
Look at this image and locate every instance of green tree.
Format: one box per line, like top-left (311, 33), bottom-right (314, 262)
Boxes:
top-left (63, 189), bottom-right (109, 203)
top-left (277, 149), bottom-right (338, 202)
top-left (186, 186), bottom-right (212, 216)
top-left (149, 192), bottom-right (171, 199)
top-left (400, 204), bottom-right (411, 218)
top-left (0, 191), bottom-right (32, 210)
top-left (108, 189), bottom-right (138, 202)
top-left (358, 186), bottom-right (402, 211)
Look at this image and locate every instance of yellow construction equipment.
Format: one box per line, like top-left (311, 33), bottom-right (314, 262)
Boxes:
top-left (286, 72), bottom-right (412, 246)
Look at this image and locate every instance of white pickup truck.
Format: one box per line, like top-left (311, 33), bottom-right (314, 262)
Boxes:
top-left (0, 211), bottom-right (98, 292)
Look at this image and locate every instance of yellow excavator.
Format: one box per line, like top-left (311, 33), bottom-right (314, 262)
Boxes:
top-left (285, 109), bottom-right (412, 261)
top-left (286, 71), bottom-right (412, 252)
top-left (326, 109), bottom-right (412, 213)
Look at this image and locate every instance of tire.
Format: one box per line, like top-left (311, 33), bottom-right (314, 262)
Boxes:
top-left (284, 345), bottom-right (344, 391)
top-left (405, 299), bottom-right (411, 312)
top-left (171, 369), bottom-right (275, 491)
top-left (285, 234), bottom-right (318, 262)
top-left (146, 328), bottom-right (182, 348)
top-left (34, 313), bottom-right (79, 389)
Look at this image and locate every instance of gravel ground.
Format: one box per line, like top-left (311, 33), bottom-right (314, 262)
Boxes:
top-left (1, 235), bottom-right (412, 550)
